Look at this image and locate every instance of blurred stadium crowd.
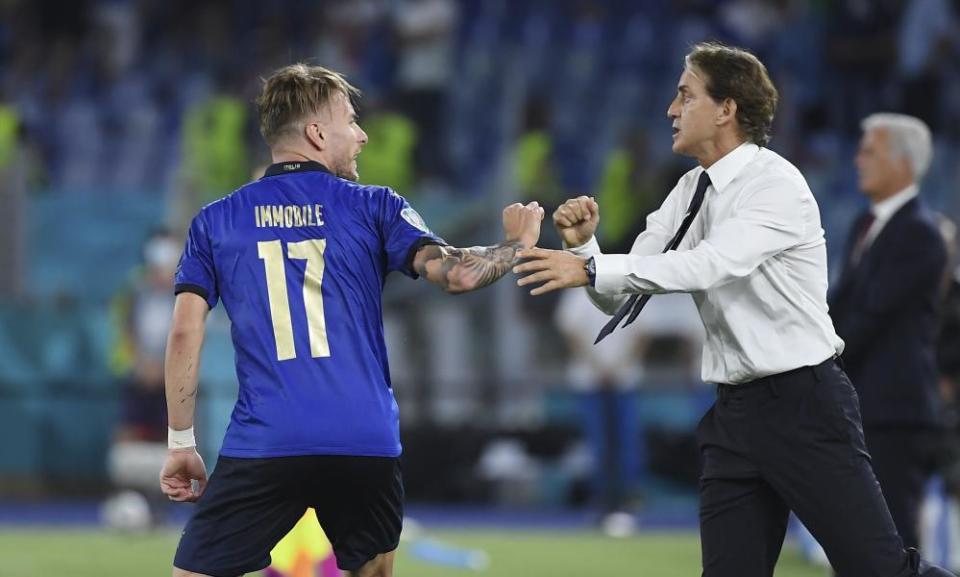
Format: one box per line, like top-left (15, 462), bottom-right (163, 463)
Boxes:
top-left (0, 0), bottom-right (958, 519)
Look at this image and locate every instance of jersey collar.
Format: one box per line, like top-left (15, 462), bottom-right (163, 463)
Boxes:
top-left (262, 160), bottom-right (331, 177)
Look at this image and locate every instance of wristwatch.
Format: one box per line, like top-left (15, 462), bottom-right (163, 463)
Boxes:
top-left (584, 257), bottom-right (597, 287)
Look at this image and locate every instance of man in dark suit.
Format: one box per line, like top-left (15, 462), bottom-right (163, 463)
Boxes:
top-left (830, 113), bottom-right (948, 552)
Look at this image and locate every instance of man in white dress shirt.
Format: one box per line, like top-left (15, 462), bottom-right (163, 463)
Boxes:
top-left (514, 42), bottom-right (953, 577)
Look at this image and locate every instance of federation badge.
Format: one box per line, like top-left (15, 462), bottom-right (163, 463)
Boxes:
top-left (401, 207), bottom-right (432, 234)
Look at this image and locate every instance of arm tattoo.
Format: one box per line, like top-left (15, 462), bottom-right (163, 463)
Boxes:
top-left (417, 241), bottom-right (524, 293)
top-left (177, 385), bottom-right (198, 404)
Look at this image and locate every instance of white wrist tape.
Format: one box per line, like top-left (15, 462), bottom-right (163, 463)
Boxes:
top-left (168, 426), bottom-right (197, 450)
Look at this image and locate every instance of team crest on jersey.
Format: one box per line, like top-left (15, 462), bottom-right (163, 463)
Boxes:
top-left (401, 207), bottom-right (431, 234)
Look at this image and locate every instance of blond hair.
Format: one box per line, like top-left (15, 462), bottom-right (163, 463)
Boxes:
top-left (255, 63), bottom-right (361, 146)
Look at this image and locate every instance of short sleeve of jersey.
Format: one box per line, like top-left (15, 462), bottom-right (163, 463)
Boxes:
top-left (174, 211), bottom-right (219, 308)
top-left (378, 188), bottom-right (446, 277)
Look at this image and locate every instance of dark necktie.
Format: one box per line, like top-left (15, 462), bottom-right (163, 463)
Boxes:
top-left (850, 211), bottom-right (876, 265)
top-left (595, 171), bottom-right (712, 344)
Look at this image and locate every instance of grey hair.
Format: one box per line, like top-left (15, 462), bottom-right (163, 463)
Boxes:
top-left (861, 113), bottom-right (933, 180)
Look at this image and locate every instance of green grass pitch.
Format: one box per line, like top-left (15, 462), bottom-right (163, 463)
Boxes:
top-left (0, 528), bottom-right (826, 576)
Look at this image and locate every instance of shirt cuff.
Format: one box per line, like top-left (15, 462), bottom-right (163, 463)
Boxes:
top-left (593, 254), bottom-right (633, 294)
top-left (564, 236), bottom-right (601, 257)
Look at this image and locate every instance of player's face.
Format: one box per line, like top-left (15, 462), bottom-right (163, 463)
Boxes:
top-left (322, 92), bottom-right (368, 181)
top-left (855, 128), bottom-right (910, 201)
top-left (667, 66), bottom-right (722, 158)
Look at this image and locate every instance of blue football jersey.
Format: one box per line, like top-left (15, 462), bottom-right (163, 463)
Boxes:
top-left (174, 161), bottom-right (445, 458)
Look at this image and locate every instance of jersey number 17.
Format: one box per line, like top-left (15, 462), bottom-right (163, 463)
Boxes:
top-left (257, 239), bottom-right (330, 361)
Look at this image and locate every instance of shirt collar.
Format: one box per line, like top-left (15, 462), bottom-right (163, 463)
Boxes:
top-left (871, 184), bottom-right (918, 222)
top-left (704, 142), bottom-right (760, 194)
top-left (262, 160), bottom-right (331, 178)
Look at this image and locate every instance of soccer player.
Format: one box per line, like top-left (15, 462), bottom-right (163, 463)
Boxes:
top-left (159, 63), bottom-right (544, 577)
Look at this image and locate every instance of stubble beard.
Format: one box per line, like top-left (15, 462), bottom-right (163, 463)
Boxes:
top-left (334, 156), bottom-right (359, 182)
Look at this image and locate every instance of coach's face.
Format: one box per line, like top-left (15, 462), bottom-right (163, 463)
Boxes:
top-left (667, 66), bottom-right (724, 160)
top-left (855, 128), bottom-right (911, 202)
top-left (314, 91), bottom-right (368, 181)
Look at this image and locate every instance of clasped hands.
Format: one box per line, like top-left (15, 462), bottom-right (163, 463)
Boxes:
top-left (514, 196), bottom-right (599, 296)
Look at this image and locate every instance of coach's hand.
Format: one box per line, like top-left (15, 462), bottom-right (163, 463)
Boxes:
top-left (160, 448), bottom-right (208, 502)
top-left (554, 196), bottom-right (599, 248)
top-left (514, 248), bottom-right (588, 295)
top-left (503, 201), bottom-right (546, 249)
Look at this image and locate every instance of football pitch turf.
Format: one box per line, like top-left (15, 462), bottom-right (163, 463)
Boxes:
top-left (0, 528), bottom-right (826, 577)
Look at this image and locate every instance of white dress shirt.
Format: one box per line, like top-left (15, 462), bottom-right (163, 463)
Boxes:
top-left (568, 143), bottom-right (845, 384)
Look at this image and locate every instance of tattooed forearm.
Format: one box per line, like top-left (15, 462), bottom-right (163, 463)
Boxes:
top-left (177, 386), bottom-right (198, 404)
top-left (164, 296), bottom-right (208, 431)
top-left (416, 241), bottom-right (524, 293)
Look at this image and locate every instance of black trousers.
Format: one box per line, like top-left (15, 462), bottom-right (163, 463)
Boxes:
top-left (865, 427), bottom-right (941, 550)
top-left (697, 358), bottom-right (953, 577)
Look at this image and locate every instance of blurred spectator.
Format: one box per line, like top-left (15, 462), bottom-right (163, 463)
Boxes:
top-left (514, 98), bottom-right (562, 207)
top-left (940, 220), bottom-right (960, 407)
top-left (392, 0), bottom-right (457, 183)
top-left (0, 103), bottom-right (23, 298)
top-left (829, 113), bottom-right (948, 550)
top-left (929, 216), bottom-right (960, 567)
top-left (555, 288), bottom-right (644, 523)
top-left (595, 133), bottom-right (669, 254)
top-left (355, 100), bottom-right (417, 195)
top-left (0, 102), bottom-right (17, 170)
top-left (550, 0), bottom-right (609, 194)
top-left (825, 0), bottom-right (902, 134)
top-left (554, 286), bottom-right (701, 524)
top-left (938, 217), bottom-right (960, 493)
top-left (513, 96), bottom-right (565, 265)
top-left (897, 0), bottom-right (960, 130)
top-left (717, 0), bottom-right (786, 53)
top-left (939, 216), bottom-right (958, 297)
top-left (176, 81), bottom-right (250, 224)
top-left (110, 229), bottom-right (180, 440)
top-left (106, 229), bottom-right (180, 524)
top-left (510, 98), bottom-right (567, 348)
top-left (314, 0), bottom-right (390, 92)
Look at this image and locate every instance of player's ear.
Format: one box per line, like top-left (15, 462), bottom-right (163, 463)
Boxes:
top-left (305, 122), bottom-right (325, 151)
top-left (717, 98), bottom-right (737, 128)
